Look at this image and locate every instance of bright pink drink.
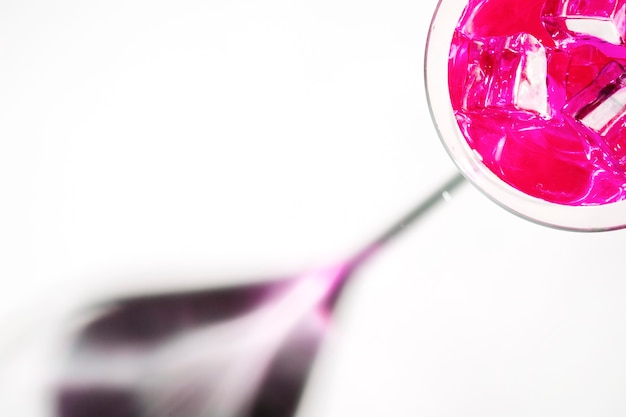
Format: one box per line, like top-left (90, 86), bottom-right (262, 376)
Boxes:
top-left (449, 0), bottom-right (626, 205)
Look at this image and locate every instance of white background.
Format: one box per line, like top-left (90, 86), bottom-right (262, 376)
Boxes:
top-left (1, 0), bottom-right (626, 415)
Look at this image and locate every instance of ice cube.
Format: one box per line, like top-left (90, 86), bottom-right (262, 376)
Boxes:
top-left (542, 0), bottom-right (626, 45)
top-left (563, 60), bottom-right (626, 167)
top-left (564, 61), bottom-right (626, 134)
top-left (458, 32), bottom-right (549, 117)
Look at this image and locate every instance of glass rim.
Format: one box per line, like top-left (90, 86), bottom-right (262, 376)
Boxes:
top-left (424, 0), bottom-right (626, 232)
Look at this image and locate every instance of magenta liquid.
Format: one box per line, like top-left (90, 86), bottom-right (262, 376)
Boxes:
top-left (449, 0), bottom-right (626, 205)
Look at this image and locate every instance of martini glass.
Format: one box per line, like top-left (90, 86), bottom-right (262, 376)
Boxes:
top-left (2, 174), bottom-right (463, 417)
top-left (426, 0), bottom-right (626, 231)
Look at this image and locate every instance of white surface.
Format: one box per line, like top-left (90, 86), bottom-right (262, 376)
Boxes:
top-left (0, 0), bottom-right (454, 324)
top-left (302, 185), bottom-right (626, 417)
top-left (1, 0), bottom-right (626, 415)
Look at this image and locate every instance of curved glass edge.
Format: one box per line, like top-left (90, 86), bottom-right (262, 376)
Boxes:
top-left (424, 0), bottom-right (626, 232)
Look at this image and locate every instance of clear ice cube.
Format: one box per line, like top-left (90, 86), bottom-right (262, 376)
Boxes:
top-left (564, 61), bottom-right (626, 134)
top-left (460, 32), bottom-right (549, 117)
top-left (563, 60), bottom-right (626, 166)
top-left (542, 0), bottom-right (626, 45)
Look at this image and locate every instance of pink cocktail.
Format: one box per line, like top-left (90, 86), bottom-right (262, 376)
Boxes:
top-left (448, 0), bottom-right (626, 206)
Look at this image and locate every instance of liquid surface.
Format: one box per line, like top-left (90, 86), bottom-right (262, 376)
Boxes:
top-left (449, 0), bottom-right (626, 205)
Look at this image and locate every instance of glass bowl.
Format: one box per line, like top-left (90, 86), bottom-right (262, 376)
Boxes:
top-left (425, 0), bottom-right (626, 231)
